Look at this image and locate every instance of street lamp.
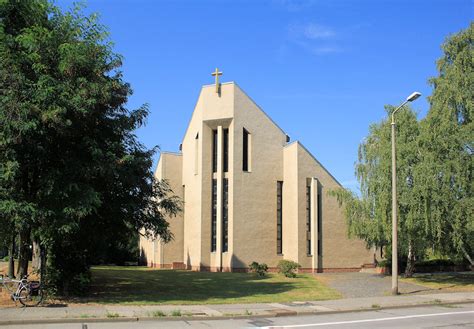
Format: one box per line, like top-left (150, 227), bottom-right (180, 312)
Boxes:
top-left (391, 91), bottom-right (421, 295)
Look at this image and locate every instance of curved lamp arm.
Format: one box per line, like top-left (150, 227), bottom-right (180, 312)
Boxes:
top-left (391, 91), bottom-right (421, 124)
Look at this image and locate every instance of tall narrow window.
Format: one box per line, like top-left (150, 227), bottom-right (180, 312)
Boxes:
top-left (243, 128), bottom-right (249, 171)
top-left (222, 178), bottom-right (229, 252)
top-left (182, 185), bottom-right (185, 216)
top-left (276, 181), bottom-right (283, 254)
top-left (306, 184), bottom-right (312, 255)
top-left (212, 130), bottom-right (218, 173)
top-left (194, 133), bottom-right (199, 175)
top-left (317, 192), bottom-right (322, 257)
top-left (211, 179), bottom-right (217, 252)
top-left (223, 129), bottom-right (229, 172)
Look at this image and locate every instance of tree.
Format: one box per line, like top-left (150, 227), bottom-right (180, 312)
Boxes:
top-left (0, 0), bottom-right (180, 293)
top-left (332, 106), bottom-right (428, 276)
top-left (418, 23), bottom-right (473, 265)
top-left (332, 23), bottom-right (473, 275)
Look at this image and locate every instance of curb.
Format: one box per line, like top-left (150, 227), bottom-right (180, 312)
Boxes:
top-left (0, 300), bottom-right (472, 326)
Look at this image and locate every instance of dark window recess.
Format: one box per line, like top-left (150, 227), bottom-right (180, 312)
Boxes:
top-left (195, 133), bottom-right (199, 175)
top-left (223, 129), bottom-right (229, 172)
top-left (211, 179), bottom-right (217, 252)
top-left (306, 185), bottom-right (311, 255)
top-left (317, 192), bottom-right (322, 257)
top-left (222, 178), bottom-right (229, 252)
top-left (277, 181), bottom-right (283, 254)
top-left (212, 130), bottom-right (218, 173)
top-left (243, 128), bottom-right (249, 171)
top-left (182, 185), bottom-right (185, 215)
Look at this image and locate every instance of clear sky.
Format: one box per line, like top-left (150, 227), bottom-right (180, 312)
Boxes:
top-left (57, 0), bottom-right (472, 191)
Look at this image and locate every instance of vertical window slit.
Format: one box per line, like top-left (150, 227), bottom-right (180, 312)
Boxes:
top-left (306, 184), bottom-right (311, 255)
top-left (212, 130), bottom-right (218, 173)
top-left (243, 128), bottom-right (249, 171)
top-left (277, 181), bottom-right (283, 254)
top-left (223, 129), bottom-right (229, 172)
top-left (222, 178), bottom-right (228, 252)
top-left (211, 179), bottom-right (217, 252)
top-left (317, 192), bottom-right (322, 257)
top-left (194, 133), bottom-right (199, 175)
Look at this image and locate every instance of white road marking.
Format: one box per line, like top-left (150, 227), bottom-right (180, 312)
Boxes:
top-left (260, 310), bottom-right (474, 328)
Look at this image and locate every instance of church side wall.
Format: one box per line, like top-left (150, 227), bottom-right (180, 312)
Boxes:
top-left (139, 230), bottom-right (155, 267)
top-left (231, 85), bottom-right (286, 269)
top-left (160, 153), bottom-right (184, 267)
top-left (139, 156), bottom-right (165, 267)
top-left (182, 94), bottom-right (204, 270)
top-left (296, 143), bottom-right (373, 270)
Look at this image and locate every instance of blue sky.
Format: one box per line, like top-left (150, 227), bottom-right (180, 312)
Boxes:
top-left (57, 0), bottom-right (472, 191)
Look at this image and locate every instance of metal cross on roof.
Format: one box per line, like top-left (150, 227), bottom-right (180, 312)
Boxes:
top-left (211, 68), bottom-right (223, 94)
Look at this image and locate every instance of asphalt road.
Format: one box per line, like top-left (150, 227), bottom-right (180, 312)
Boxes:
top-left (2, 304), bottom-right (473, 329)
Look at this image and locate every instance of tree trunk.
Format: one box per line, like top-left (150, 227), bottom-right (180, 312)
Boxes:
top-left (460, 245), bottom-right (473, 266)
top-left (16, 229), bottom-right (31, 278)
top-left (63, 280), bottom-right (69, 297)
top-left (40, 246), bottom-right (46, 282)
top-left (405, 241), bottom-right (416, 278)
top-left (32, 239), bottom-right (41, 273)
top-left (7, 236), bottom-right (15, 278)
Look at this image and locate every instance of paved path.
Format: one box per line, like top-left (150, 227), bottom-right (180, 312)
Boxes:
top-left (0, 291), bottom-right (472, 325)
top-left (316, 272), bottom-right (431, 298)
top-left (1, 303), bottom-right (473, 328)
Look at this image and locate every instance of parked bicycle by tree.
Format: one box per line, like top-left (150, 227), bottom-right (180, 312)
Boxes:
top-left (0, 274), bottom-right (43, 307)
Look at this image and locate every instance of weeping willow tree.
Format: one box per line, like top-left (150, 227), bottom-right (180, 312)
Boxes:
top-left (417, 23), bottom-right (473, 265)
top-left (332, 23), bottom-right (473, 275)
top-left (332, 106), bottom-right (428, 277)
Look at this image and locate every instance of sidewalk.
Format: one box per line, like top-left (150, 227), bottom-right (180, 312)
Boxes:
top-left (0, 291), bottom-right (472, 325)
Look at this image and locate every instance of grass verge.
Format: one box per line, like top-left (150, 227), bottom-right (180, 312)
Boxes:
top-left (401, 272), bottom-right (474, 292)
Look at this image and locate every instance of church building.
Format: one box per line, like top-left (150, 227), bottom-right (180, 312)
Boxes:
top-left (139, 70), bottom-right (374, 273)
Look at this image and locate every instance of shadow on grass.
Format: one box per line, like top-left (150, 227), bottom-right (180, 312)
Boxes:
top-left (83, 266), bottom-right (315, 304)
top-left (411, 272), bottom-right (474, 288)
top-left (44, 303), bottom-right (68, 308)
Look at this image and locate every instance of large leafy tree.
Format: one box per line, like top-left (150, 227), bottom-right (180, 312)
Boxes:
top-left (418, 23), bottom-right (473, 265)
top-left (0, 0), bottom-right (180, 294)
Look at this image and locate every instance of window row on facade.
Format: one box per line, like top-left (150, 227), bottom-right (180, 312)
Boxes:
top-left (277, 180), bottom-right (322, 256)
top-left (210, 128), bottom-right (252, 174)
top-left (209, 178), bottom-right (322, 256)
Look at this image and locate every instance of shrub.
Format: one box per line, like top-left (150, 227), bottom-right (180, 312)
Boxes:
top-left (249, 262), bottom-right (268, 277)
top-left (277, 260), bottom-right (301, 278)
top-left (418, 259), bottom-right (455, 267)
top-left (377, 260), bottom-right (389, 268)
top-left (150, 310), bottom-right (166, 317)
top-left (171, 310), bottom-right (182, 317)
top-left (378, 258), bottom-right (457, 269)
top-left (45, 268), bottom-right (91, 297)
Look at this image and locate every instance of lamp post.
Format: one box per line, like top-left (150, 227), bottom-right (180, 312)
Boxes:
top-left (391, 91), bottom-right (421, 295)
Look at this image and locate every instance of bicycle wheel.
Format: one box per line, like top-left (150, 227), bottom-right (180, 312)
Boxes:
top-left (18, 285), bottom-right (43, 307)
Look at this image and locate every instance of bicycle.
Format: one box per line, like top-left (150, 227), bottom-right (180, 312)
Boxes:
top-left (0, 274), bottom-right (44, 307)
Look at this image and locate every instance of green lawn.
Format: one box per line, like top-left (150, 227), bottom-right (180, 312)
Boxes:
top-left (401, 272), bottom-right (474, 292)
top-left (86, 266), bottom-right (341, 305)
